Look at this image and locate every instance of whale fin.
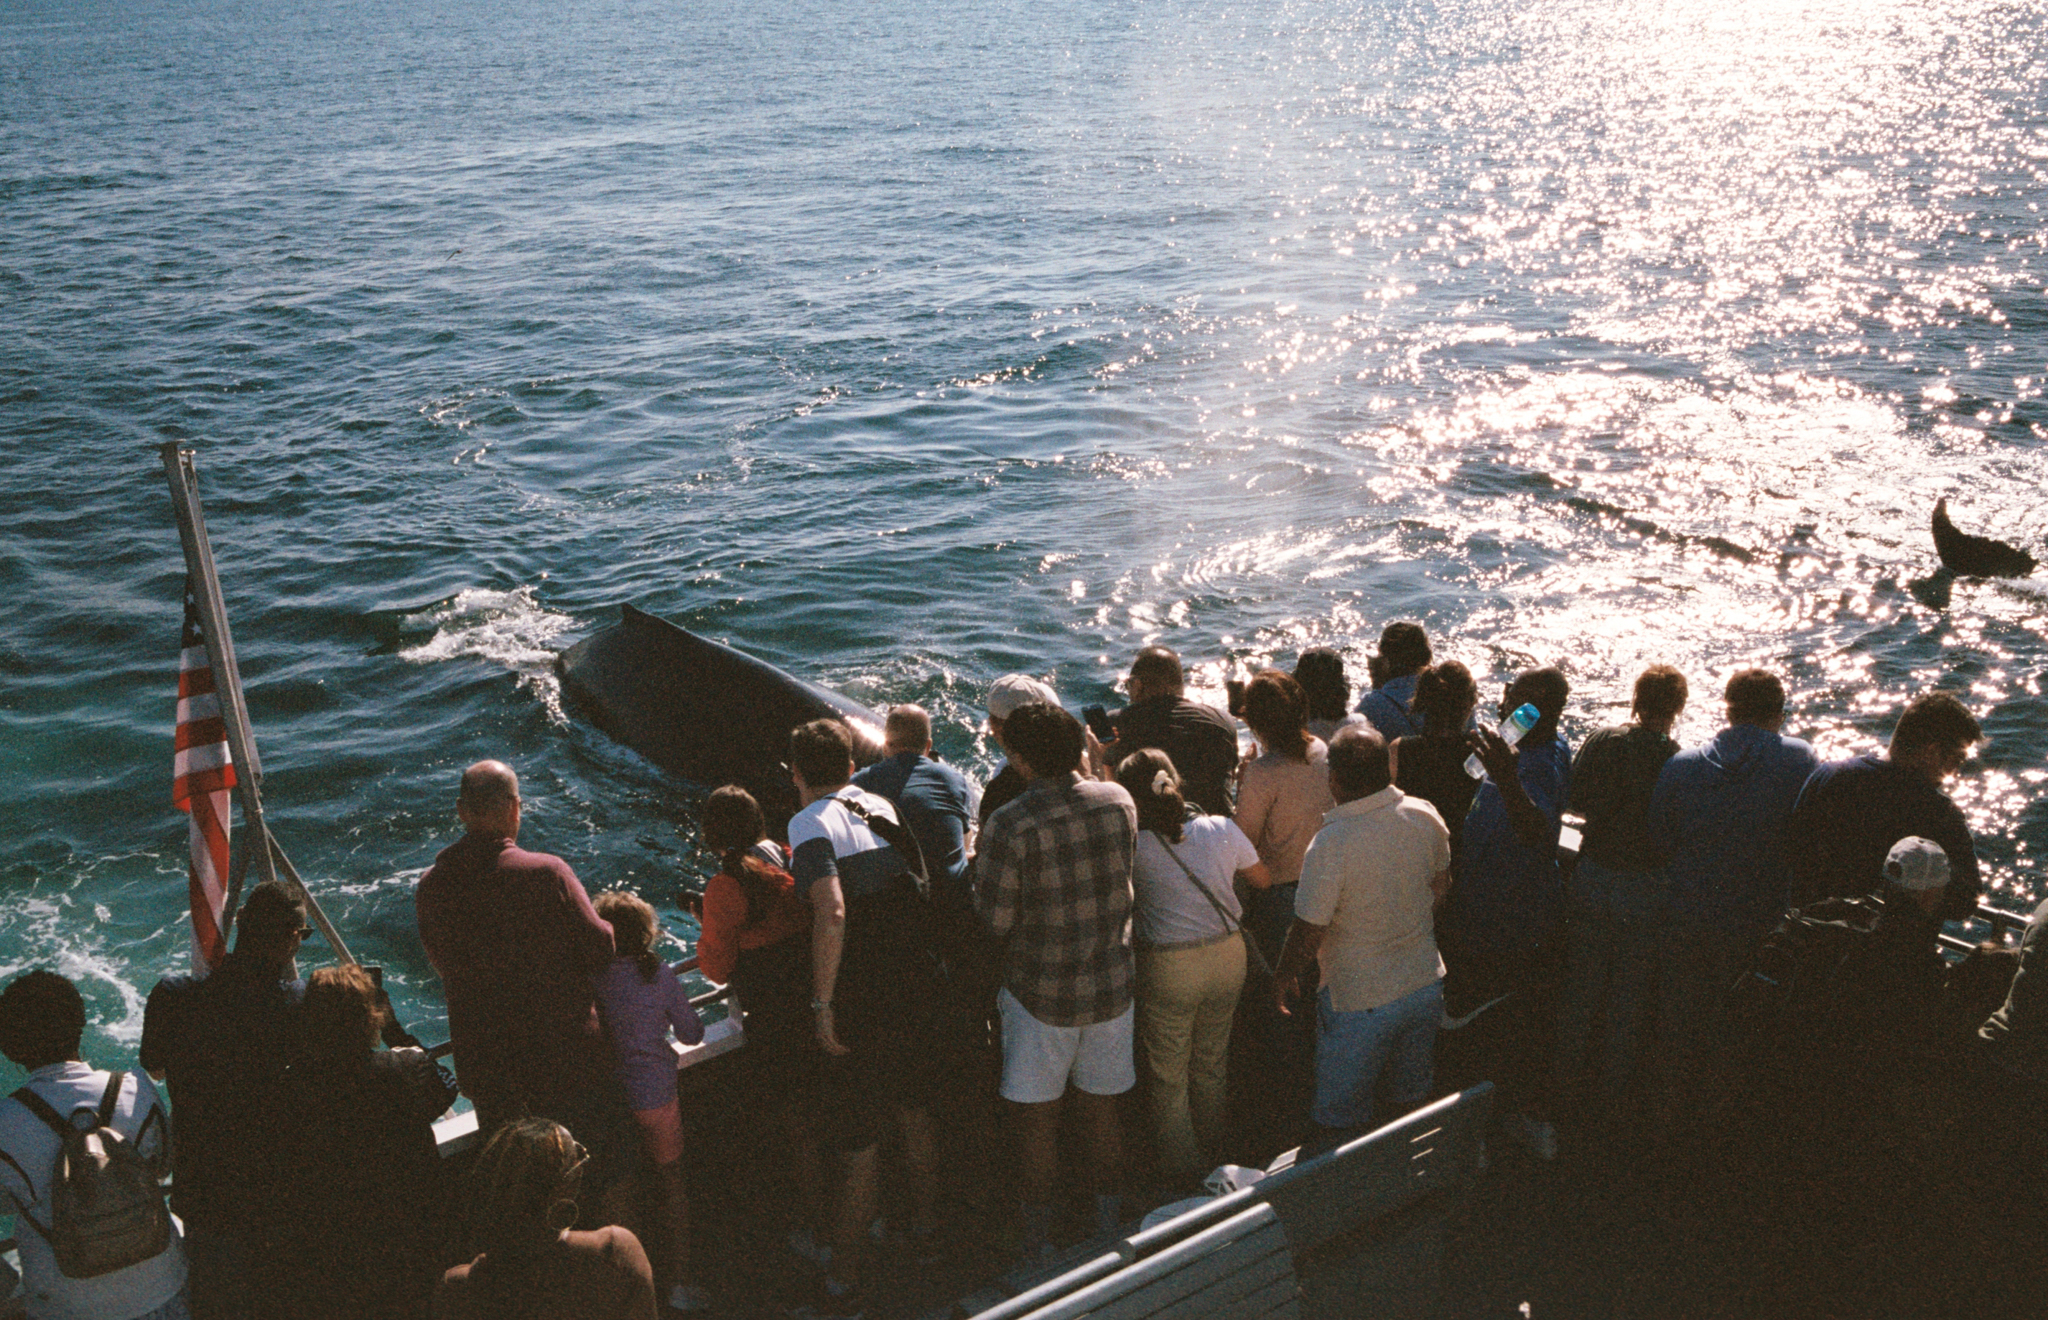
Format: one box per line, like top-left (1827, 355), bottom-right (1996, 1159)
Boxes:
top-left (1932, 498), bottom-right (2036, 578)
top-left (557, 605), bottom-right (887, 832)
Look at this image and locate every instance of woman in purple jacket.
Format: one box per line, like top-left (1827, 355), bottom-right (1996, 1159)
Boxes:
top-left (592, 890), bottom-right (707, 1313)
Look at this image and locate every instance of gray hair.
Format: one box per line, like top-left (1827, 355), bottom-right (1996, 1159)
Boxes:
top-left (884, 704), bottom-right (933, 752)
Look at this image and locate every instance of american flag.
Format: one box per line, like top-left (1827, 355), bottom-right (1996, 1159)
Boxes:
top-left (174, 579), bottom-right (236, 972)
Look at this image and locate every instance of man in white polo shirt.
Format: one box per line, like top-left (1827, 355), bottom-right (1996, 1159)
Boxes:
top-left (786, 717), bottom-right (941, 1318)
top-left (0, 970), bottom-right (188, 1320)
top-left (1272, 725), bottom-right (1452, 1136)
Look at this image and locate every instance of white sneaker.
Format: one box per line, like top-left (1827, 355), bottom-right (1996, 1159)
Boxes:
top-left (669, 1282), bottom-right (714, 1313)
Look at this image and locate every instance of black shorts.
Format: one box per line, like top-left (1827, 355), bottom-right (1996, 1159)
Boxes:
top-left (814, 891), bottom-right (944, 1151)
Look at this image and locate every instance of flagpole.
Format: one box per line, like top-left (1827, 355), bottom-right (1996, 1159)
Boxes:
top-left (161, 443), bottom-right (355, 965)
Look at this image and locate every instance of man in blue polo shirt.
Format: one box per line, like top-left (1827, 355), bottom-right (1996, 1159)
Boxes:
top-left (853, 704), bottom-right (979, 909)
top-left (853, 703), bottom-right (989, 1119)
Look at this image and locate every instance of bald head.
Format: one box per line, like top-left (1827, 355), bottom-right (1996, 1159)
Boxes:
top-left (457, 760), bottom-right (521, 839)
top-left (1327, 725), bottom-right (1391, 802)
top-left (883, 704), bottom-right (933, 756)
top-left (1128, 646), bottom-right (1186, 703)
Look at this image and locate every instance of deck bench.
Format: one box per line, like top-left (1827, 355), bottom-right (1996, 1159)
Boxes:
top-left (1003, 1202), bottom-right (1298, 1320)
top-left (960, 1083), bottom-right (1493, 1320)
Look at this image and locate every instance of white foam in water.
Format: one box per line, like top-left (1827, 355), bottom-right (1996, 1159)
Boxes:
top-left (398, 585), bottom-right (576, 719)
top-left (0, 894), bottom-right (151, 1047)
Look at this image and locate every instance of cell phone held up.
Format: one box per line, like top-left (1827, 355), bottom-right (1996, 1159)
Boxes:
top-left (1082, 704), bottom-right (1119, 744)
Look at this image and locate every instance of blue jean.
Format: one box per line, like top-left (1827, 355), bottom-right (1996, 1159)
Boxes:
top-left (1313, 979), bottom-right (1444, 1130)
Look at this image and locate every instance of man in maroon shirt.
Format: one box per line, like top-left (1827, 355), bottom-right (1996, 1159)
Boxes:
top-left (416, 761), bottom-right (622, 1165)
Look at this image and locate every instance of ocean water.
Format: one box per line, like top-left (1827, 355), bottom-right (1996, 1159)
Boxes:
top-left (4, 0), bottom-right (2047, 1076)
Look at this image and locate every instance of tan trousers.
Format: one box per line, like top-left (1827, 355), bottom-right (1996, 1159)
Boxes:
top-left (1137, 933), bottom-right (1247, 1183)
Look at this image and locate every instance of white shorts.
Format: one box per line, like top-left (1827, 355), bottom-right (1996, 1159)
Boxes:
top-left (997, 987), bottom-right (1136, 1103)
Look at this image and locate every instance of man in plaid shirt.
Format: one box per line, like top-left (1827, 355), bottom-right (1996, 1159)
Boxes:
top-left (975, 701), bottom-right (1139, 1258)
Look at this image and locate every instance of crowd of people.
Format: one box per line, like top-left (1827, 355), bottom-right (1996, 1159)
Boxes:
top-left (2, 624), bottom-right (2045, 1320)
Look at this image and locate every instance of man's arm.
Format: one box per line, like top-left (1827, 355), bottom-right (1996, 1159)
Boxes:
top-left (1473, 729), bottom-right (1553, 852)
top-left (138, 979), bottom-right (177, 1082)
top-left (1783, 767), bottom-right (1831, 904)
top-left (789, 831), bottom-right (852, 1056)
top-left (1204, 717), bottom-right (1241, 812)
top-left (1984, 906), bottom-right (2048, 1042)
top-left (131, 1075), bottom-right (173, 1180)
top-left (557, 865), bottom-right (617, 972)
top-left (1933, 803), bottom-right (1982, 923)
top-left (1272, 918), bottom-right (1327, 1015)
top-left (974, 818), bottom-right (1023, 941)
top-left (808, 875), bottom-right (850, 1056)
top-left (1276, 830), bottom-right (1340, 1012)
top-left (1426, 812), bottom-right (1453, 905)
top-left (1642, 763), bottom-right (1679, 871)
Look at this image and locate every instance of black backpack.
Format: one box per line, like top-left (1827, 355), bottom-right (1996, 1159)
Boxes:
top-left (1728, 896), bottom-right (1887, 1047)
top-left (10, 1071), bottom-right (172, 1279)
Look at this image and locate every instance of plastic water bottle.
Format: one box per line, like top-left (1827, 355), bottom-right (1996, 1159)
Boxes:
top-left (1465, 703), bottom-right (1540, 779)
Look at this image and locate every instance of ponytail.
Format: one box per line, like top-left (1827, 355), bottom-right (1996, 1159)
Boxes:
top-left (1115, 749), bottom-right (1189, 844)
top-left (722, 847), bottom-right (783, 928)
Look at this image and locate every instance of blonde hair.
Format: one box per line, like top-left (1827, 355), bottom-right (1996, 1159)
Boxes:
top-left (594, 889), bottom-right (661, 984)
top-left (462, 1118), bottom-right (585, 1313)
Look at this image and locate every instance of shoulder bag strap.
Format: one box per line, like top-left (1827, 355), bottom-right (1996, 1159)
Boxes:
top-left (95, 1071), bottom-right (124, 1129)
top-left (838, 794), bottom-right (930, 889)
top-left (5, 1087), bottom-right (66, 1243)
top-left (1156, 837), bottom-right (1274, 978)
top-left (10, 1086), bottom-right (73, 1142)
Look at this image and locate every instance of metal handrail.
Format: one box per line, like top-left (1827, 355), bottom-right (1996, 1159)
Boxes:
top-left (409, 899), bottom-right (2032, 1069)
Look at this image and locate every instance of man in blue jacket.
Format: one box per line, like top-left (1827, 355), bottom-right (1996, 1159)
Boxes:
top-left (1644, 669), bottom-right (1817, 1128)
top-left (1786, 691), bottom-right (1983, 932)
top-left (1355, 622), bottom-right (1433, 741)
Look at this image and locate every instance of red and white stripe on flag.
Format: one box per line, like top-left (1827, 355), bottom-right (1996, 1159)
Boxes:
top-left (174, 579), bottom-right (237, 972)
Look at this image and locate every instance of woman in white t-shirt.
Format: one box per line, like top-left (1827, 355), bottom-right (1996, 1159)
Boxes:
top-left (1115, 750), bottom-right (1271, 1189)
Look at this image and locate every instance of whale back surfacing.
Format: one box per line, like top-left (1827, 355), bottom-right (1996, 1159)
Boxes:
top-left (556, 605), bottom-right (886, 819)
top-left (1932, 498), bottom-right (2037, 578)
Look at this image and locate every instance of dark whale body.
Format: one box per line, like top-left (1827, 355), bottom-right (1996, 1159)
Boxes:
top-left (556, 604), bottom-right (885, 825)
top-left (1932, 498), bottom-right (2036, 578)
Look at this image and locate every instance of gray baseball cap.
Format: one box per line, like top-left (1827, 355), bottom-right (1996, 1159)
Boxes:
top-left (987, 673), bottom-right (1061, 721)
top-left (1883, 836), bottom-right (1950, 892)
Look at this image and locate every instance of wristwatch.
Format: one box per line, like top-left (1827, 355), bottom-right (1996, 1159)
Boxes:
top-left (811, 998), bottom-right (832, 1012)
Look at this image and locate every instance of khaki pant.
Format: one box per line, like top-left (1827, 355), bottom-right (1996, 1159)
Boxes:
top-left (1137, 933), bottom-right (1247, 1183)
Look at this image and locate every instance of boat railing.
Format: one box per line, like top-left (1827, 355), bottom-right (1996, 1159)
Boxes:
top-left (414, 879), bottom-right (2036, 1165)
top-left (426, 981), bottom-right (739, 1158)
top-left (1556, 813), bottom-right (2035, 957)
top-left (422, 982), bottom-right (735, 1066)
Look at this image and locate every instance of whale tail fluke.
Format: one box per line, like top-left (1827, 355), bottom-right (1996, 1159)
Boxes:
top-left (1933, 498), bottom-right (2036, 578)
